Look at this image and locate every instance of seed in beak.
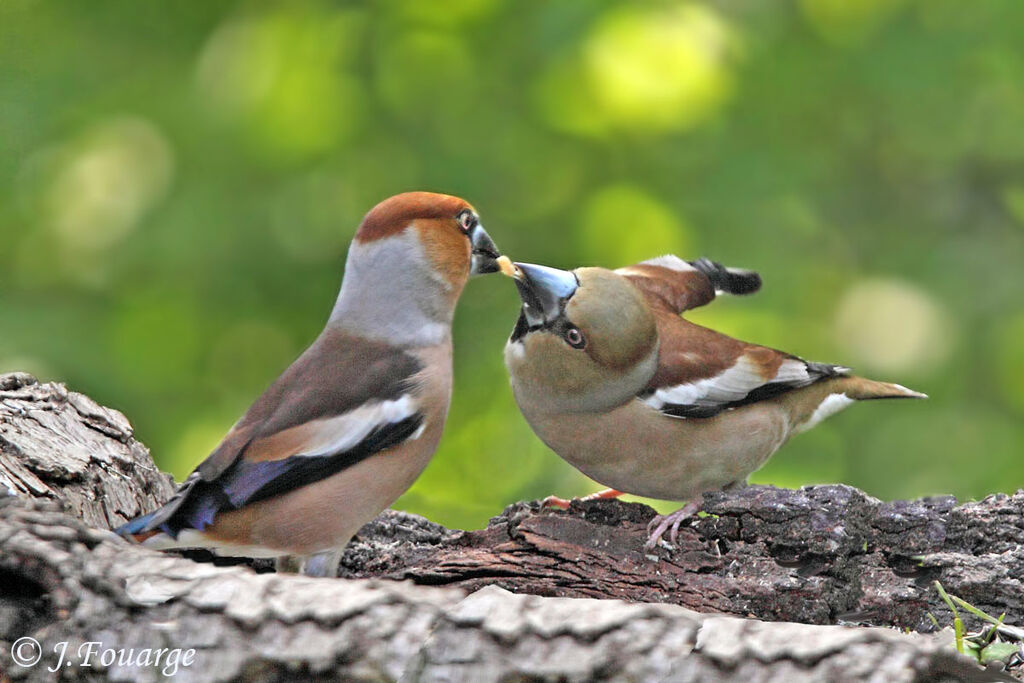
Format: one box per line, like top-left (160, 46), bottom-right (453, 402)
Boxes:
top-left (496, 255), bottom-right (520, 278)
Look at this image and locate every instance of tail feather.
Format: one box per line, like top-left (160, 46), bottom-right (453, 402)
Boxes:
top-left (115, 509), bottom-right (176, 544)
top-left (689, 257), bottom-right (762, 296)
top-left (842, 377), bottom-right (928, 401)
top-left (115, 510), bottom-right (161, 537)
top-left (116, 506), bottom-right (191, 546)
top-left (115, 473), bottom-right (220, 543)
top-left (794, 375), bottom-right (925, 434)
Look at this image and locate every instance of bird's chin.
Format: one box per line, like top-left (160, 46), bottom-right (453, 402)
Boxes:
top-left (509, 309), bottom-right (530, 342)
top-left (470, 252), bottom-right (501, 276)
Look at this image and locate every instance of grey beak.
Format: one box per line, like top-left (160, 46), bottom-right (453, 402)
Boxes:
top-left (470, 226), bottom-right (501, 275)
top-left (513, 262), bottom-right (579, 327)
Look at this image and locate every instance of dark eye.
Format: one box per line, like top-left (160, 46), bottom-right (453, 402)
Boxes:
top-left (457, 210), bottom-right (476, 233)
top-left (564, 327), bottom-right (586, 349)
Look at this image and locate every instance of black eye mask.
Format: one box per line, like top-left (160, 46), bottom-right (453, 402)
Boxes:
top-left (509, 308), bottom-right (581, 345)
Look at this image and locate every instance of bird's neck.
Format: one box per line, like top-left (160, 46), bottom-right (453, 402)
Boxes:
top-left (329, 233), bottom-right (456, 347)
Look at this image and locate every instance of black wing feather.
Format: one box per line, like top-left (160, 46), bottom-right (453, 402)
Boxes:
top-left (117, 413), bottom-right (424, 539)
top-left (646, 361), bottom-right (848, 419)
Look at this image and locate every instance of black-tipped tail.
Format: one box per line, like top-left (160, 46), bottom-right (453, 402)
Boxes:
top-left (690, 257), bottom-right (762, 295)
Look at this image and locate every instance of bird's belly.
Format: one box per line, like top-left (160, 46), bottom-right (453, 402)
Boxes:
top-left (524, 400), bottom-right (791, 501)
top-left (208, 425), bottom-right (444, 556)
top-left (269, 430), bottom-right (441, 552)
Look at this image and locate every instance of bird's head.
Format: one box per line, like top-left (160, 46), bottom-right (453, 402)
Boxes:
top-left (503, 262), bottom-right (659, 413)
top-left (355, 191), bottom-right (501, 282)
top-left (332, 192), bottom-right (501, 344)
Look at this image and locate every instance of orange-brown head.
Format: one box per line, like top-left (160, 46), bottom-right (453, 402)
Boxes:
top-left (355, 192), bottom-right (500, 288)
top-left (331, 192), bottom-right (501, 345)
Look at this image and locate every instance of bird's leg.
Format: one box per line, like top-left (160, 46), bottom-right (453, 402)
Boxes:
top-left (299, 549), bottom-right (343, 577)
top-left (275, 554), bottom-right (303, 573)
top-left (274, 549), bottom-right (343, 576)
top-left (645, 500), bottom-right (702, 550)
top-left (542, 488), bottom-right (624, 510)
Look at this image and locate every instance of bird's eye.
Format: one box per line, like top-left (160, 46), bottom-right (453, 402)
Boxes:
top-left (564, 327), bottom-right (586, 349)
top-left (457, 210), bottom-right (476, 233)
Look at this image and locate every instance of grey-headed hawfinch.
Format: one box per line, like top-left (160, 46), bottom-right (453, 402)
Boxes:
top-left (118, 192), bottom-right (502, 575)
top-left (502, 256), bottom-right (925, 548)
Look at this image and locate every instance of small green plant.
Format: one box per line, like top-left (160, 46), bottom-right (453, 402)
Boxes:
top-left (929, 581), bottom-right (1022, 667)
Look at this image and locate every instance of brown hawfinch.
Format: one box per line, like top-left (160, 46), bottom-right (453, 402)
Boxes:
top-left (502, 256), bottom-right (926, 548)
top-left (118, 192), bottom-right (502, 576)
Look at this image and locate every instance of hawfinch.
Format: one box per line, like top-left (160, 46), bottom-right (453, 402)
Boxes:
top-left (118, 192), bottom-right (502, 575)
top-left (502, 256), bottom-right (925, 548)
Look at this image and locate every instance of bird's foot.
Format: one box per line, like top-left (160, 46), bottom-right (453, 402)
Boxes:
top-left (300, 548), bottom-right (343, 577)
top-left (542, 488), bottom-right (624, 510)
top-left (275, 555), bottom-right (303, 573)
top-left (541, 495), bottom-right (573, 510)
top-left (645, 500), bottom-right (702, 550)
top-left (275, 549), bottom-right (343, 577)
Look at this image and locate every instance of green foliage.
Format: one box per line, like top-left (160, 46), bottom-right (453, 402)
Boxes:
top-left (930, 582), bottom-right (1022, 666)
top-left (1, 0), bottom-right (1023, 529)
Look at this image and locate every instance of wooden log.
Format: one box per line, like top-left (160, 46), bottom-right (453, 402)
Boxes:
top-left (0, 373), bottom-right (1016, 681)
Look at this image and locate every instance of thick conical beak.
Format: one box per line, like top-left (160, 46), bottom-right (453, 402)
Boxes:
top-left (469, 225), bottom-right (501, 275)
top-left (513, 262), bottom-right (579, 327)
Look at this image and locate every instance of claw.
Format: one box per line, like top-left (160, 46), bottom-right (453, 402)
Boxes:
top-left (645, 500), bottom-right (702, 550)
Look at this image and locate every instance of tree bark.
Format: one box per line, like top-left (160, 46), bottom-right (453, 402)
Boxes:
top-left (0, 372), bottom-right (175, 529)
top-left (338, 486), bottom-right (1024, 635)
top-left (0, 373), bottom-right (1018, 682)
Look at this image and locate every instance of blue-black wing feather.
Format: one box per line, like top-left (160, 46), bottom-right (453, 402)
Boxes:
top-left (115, 413), bottom-right (423, 539)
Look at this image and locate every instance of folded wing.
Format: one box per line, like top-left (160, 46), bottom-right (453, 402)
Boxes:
top-left (622, 256), bottom-right (845, 418)
top-left (640, 334), bottom-right (849, 418)
top-left (617, 255), bottom-right (761, 315)
top-left (118, 329), bottom-right (425, 539)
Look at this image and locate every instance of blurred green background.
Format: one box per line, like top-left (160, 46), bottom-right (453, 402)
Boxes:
top-left (2, 0), bottom-right (1022, 529)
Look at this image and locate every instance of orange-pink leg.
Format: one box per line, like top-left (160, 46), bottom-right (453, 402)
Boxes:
top-left (542, 488), bottom-right (624, 510)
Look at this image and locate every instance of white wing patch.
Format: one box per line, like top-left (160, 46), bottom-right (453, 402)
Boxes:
top-left (772, 358), bottom-right (814, 385)
top-left (617, 254), bottom-right (697, 277)
top-left (796, 393), bottom-right (854, 433)
top-left (638, 255), bottom-right (698, 272)
top-left (643, 355), bottom-right (814, 412)
top-left (298, 394), bottom-right (422, 458)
